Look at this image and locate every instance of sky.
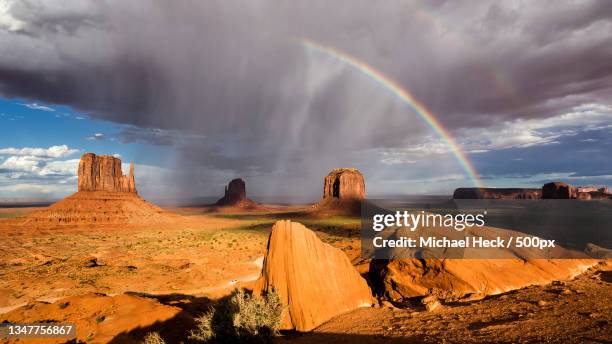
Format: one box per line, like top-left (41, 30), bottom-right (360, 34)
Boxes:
top-left (1, 0), bottom-right (612, 202)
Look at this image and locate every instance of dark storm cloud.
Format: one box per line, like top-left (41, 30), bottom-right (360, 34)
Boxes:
top-left (1, 0), bottom-right (612, 196)
top-left (115, 126), bottom-right (207, 146)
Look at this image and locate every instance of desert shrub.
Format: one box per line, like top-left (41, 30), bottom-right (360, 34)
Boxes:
top-left (231, 289), bottom-right (284, 338)
top-left (188, 289), bottom-right (285, 343)
top-left (189, 308), bottom-right (216, 342)
top-left (142, 332), bottom-right (166, 344)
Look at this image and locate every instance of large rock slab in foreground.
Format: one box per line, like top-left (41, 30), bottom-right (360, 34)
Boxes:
top-left (370, 257), bottom-right (597, 300)
top-left (254, 220), bottom-right (373, 332)
top-left (368, 222), bottom-right (598, 300)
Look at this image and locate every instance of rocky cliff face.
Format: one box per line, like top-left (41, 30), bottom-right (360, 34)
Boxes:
top-left (254, 220), bottom-right (373, 332)
top-left (17, 153), bottom-right (180, 225)
top-left (315, 168), bottom-right (365, 214)
top-left (453, 188), bottom-right (541, 199)
top-left (77, 153), bottom-right (136, 193)
top-left (215, 178), bottom-right (257, 207)
top-left (542, 182), bottom-right (576, 199)
top-left (322, 168), bottom-right (365, 201)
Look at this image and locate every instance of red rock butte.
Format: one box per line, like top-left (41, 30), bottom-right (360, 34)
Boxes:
top-left (78, 153), bottom-right (136, 193)
top-left (315, 168), bottom-right (365, 214)
top-left (16, 153), bottom-right (176, 225)
top-left (215, 178), bottom-right (258, 208)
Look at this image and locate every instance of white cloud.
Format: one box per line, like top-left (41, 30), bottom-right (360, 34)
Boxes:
top-left (0, 156), bottom-right (78, 176)
top-left (86, 133), bottom-right (105, 140)
top-left (21, 102), bottom-right (55, 112)
top-left (38, 159), bottom-right (79, 176)
top-left (380, 156), bottom-right (417, 165)
top-left (0, 0), bottom-right (25, 31)
top-left (379, 103), bottom-right (612, 164)
top-left (0, 155), bottom-right (41, 172)
top-left (0, 145), bottom-right (79, 158)
top-left (460, 103), bottom-right (612, 151)
top-left (0, 145), bottom-right (82, 198)
top-left (377, 140), bottom-right (451, 164)
top-left (0, 183), bottom-right (55, 194)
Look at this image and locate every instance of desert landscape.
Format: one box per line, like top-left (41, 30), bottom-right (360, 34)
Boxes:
top-left (1, 1), bottom-right (612, 343)
top-left (0, 154), bottom-right (609, 343)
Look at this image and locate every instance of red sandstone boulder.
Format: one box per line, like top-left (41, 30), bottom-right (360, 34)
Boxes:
top-left (254, 220), bottom-right (374, 332)
top-left (368, 220), bottom-right (597, 300)
top-left (370, 255), bottom-right (596, 301)
top-left (78, 153), bottom-right (136, 193)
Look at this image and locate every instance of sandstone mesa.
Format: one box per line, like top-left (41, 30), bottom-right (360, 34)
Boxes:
top-left (16, 153), bottom-right (176, 225)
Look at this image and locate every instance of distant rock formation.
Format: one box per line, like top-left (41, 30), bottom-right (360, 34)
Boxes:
top-left (577, 192), bottom-right (592, 200)
top-left (586, 191), bottom-right (612, 200)
top-left (215, 178), bottom-right (257, 207)
top-left (454, 183), bottom-right (611, 200)
top-left (19, 191), bottom-right (175, 225)
top-left (254, 220), bottom-right (373, 332)
top-left (453, 188), bottom-right (541, 200)
top-left (542, 182), bottom-right (577, 199)
top-left (78, 153), bottom-right (136, 193)
top-left (15, 153), bottom-right (177, 226)
top-left (577, 187), bottom-right (612, 200)
top-left (584, 243), bottom-right (612, 259)
top-left (322, 168), bottom-right (365, 200)
top-left (315, 168), bottom-right (365, 214)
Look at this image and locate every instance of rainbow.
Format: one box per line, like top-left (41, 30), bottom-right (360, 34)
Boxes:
top-left (302, 39), bottom-right (483, 187)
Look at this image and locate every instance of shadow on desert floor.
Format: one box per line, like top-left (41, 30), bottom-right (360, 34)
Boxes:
top-left (107, 292), bottom-right (210, 343)
top-left (107, 292), bottom-right (428, 344)
top-left (203, 211), bottom-right (362, 239)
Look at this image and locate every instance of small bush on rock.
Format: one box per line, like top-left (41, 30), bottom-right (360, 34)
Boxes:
top-left (188, 289), bottom-right (285, 343)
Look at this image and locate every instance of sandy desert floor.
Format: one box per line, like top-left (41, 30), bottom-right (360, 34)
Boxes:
top-left (0, 205), bottom-right (610, 343)
top-left (281, 261), bottom-right (611, 343)
top-left (0, 206), bottom-right (362, 313)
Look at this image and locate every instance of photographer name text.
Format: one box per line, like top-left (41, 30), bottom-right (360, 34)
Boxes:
top-left (373, 235), bottom-right (556, 249)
